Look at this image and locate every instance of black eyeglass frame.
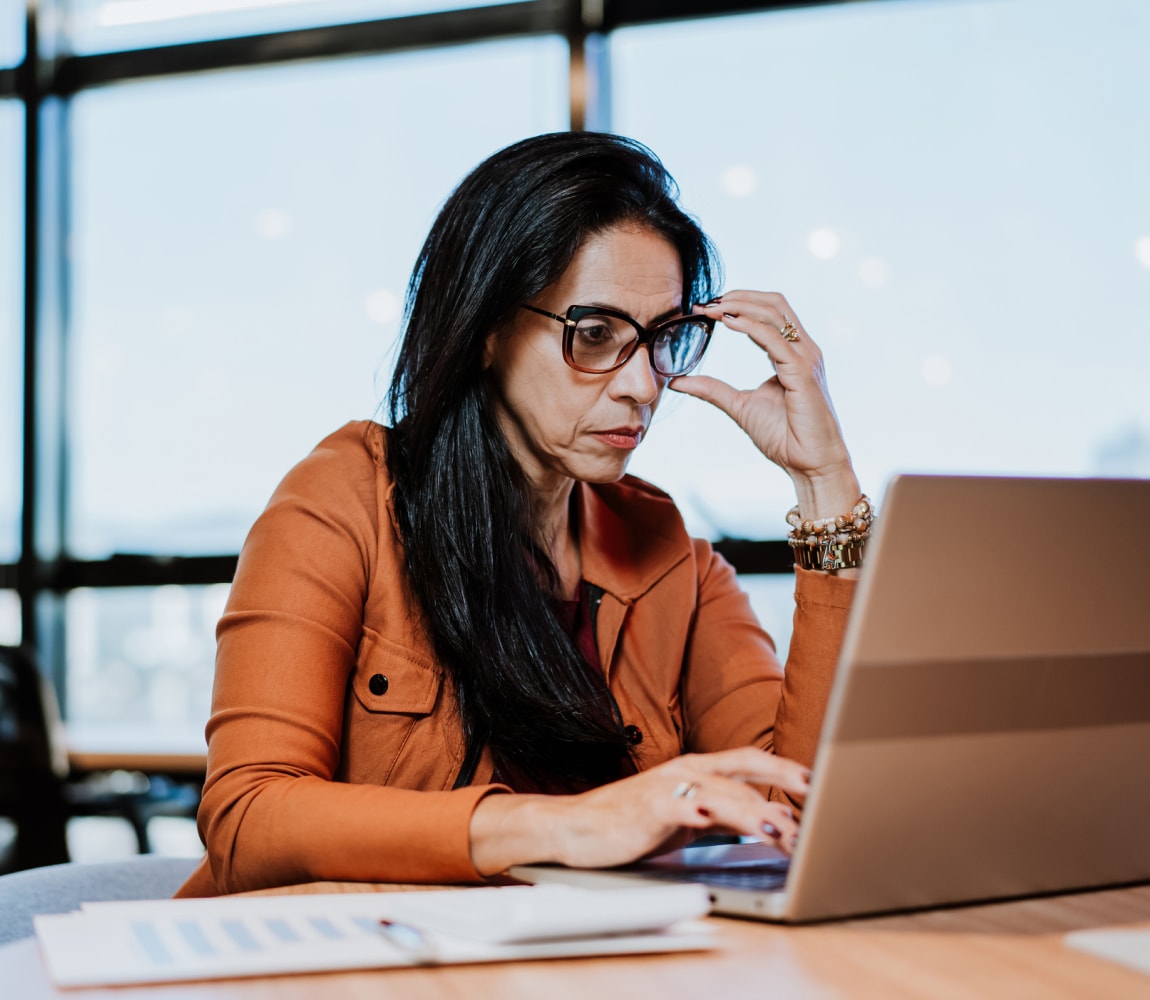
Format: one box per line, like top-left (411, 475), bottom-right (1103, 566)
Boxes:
top-left (520, 303), bottom-right (715, 377)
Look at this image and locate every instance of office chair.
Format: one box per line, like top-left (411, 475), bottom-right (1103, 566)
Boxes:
top-left (0, 644), bottom-right (202, 873)
top-left (0, 645), bottom-right (71, 872)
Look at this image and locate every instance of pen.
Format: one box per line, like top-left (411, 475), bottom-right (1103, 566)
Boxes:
top-left (378, 919), bottom-right (437, 965)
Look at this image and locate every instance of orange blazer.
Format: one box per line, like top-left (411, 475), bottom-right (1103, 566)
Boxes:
top-left (177, 422), bottom-right (855, 897)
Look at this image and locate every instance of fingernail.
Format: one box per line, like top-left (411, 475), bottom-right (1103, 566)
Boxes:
top-left (697, 806), bottom-right (712, 819)
top-left (762, 822), bottom-right (781, 839)
top-left (704, 296), bottom-right (722, 304)
top-left (800, 769), bottom-right (812, 784)
top-left (790, 835), bottom-right (799, 850)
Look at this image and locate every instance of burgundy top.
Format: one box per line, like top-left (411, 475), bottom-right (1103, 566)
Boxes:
top-left (561, 580), bottom-right (602, 676)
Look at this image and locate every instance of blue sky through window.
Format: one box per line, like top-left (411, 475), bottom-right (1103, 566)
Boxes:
top-left (0, 0), bottom-right (22, 67)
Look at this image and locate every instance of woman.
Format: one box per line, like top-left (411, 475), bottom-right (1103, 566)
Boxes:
top-left (177, 132), bottom-right (866, 896)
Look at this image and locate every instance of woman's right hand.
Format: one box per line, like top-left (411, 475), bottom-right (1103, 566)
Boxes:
top-left (468, 747), bottom-right (809, 877)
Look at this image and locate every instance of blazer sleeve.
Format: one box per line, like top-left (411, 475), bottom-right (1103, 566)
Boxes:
top-left (194, 431), bottom-right (502, 894)
top-left (680, 542), bottom-right (856, 770)
top-left (773, 567), bottom-right (858, 767)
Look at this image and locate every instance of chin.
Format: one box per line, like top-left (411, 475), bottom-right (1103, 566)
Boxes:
top-left (572, 456), bottom-right (633, 485)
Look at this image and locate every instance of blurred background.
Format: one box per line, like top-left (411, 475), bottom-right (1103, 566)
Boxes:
top-left (1, 0), bottom-right (1148, 859)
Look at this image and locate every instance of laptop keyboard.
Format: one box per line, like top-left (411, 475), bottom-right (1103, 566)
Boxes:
top-left (631, 867), bottom-right (789, 892)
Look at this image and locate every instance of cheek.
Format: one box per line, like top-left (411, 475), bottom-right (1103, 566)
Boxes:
top-left (499, 364), bottom-right (586, 440)
top-left (530, 387), bottom-right (595, 445)
top-left (490, 341), bottom-right (615, 449)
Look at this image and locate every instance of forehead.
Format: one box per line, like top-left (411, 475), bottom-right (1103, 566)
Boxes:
top-left (551, 225), bottom-right (684, 312)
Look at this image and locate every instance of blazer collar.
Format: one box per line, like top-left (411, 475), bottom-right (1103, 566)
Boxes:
top-left (577, 477), bottom-right (692, 603)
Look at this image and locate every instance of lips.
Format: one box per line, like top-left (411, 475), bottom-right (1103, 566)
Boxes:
top-left (596, 426), bottom-right (646, 449)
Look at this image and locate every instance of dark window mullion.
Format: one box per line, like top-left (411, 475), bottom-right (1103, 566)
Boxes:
top-left (18, 4), bottom-right (40, 650)
top-left (43, 555), bottom-right (239, 591)
top-left (712, 539), bottom-right (794, 576)
top-left (602, 0), bottom-right (850, 30)
top-left (48, 0), bottom-right (571, 96)
top-left (26, 543), bottom-right (790, 589)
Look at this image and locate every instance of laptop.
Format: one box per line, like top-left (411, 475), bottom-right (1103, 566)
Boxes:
top-left (512, 474), bottom-right (1150, 922)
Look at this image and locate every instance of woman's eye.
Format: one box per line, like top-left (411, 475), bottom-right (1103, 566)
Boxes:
top-left (574, 321), bottom-right (618, 346)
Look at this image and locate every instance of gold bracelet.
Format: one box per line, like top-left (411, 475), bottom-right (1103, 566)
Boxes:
top-left (786, 495), bottom-right (874, 573)
top-left (790, 536), bottom-right (868, 573)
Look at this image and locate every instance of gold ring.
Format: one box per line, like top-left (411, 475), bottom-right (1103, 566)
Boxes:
top-left (672, 781), bottom-right (699, 800)
top-left (780, 320), bottom-right (800, 343)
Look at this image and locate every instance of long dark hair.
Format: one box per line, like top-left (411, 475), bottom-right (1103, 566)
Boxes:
top-left (386, 132), bottom-right (719, 787)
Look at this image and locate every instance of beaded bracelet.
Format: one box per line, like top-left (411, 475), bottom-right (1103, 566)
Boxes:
top-left (785, 494), bottom-right (875, 573)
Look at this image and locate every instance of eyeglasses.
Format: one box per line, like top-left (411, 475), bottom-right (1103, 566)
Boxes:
top-left (520, 304), bottom-right (715, 378)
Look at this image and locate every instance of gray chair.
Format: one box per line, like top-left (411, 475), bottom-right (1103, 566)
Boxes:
top-left (0, 854), bottom-right (201, 945)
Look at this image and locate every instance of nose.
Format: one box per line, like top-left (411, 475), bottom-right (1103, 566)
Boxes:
top-left (608, 340), bottom-right (663, 405)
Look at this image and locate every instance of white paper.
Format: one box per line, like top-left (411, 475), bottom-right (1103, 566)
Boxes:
top-left (35, 885), bottom-right (715, 987)
top-left (382, 882), bottom-right (710, 943)
top-left (1065, 926), bottom-right (1150, 977)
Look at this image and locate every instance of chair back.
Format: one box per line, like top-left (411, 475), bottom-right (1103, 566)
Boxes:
top-left (0, 645), bottom-right (71, 872)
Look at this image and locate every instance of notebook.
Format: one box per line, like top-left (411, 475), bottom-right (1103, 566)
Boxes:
top-left (512, 474), bottom-right (1150, 922)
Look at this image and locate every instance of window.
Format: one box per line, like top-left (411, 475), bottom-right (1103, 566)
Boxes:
top-left (66, 0), bottom-right (515, 54)
top-left (64, 585), bottom-right (228, 745)
top-left (616, 0), bottom-right (1150, 539)
top-left (69, 36), bottom-right (567, 558)
top-left (12, 0), bottom-right (1149, 737)
top-left (62, 33), bottom-right (566, 735)
top-left (0, 0), bottom-right (22, 67)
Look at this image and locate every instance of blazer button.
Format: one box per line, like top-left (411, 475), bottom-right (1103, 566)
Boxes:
top-left (623, 725), bottom-right (643, 746)
top-left (369, 674), bottom-right (389, 696)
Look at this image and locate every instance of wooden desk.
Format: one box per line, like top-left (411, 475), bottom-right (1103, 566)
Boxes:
top-left (4, 882), bottom-right (1149, 999)
top-left (66, 748), bottom-right (207, 778)
top-left (66, 725), bottom-right (207, 779)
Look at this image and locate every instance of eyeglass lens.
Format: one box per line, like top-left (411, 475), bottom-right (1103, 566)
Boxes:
top-left (570, 312), bottom-right (710, 376)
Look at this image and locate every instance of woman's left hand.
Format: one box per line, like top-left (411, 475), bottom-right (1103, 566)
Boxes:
top-left (671, 290), bottom-right (860, 519)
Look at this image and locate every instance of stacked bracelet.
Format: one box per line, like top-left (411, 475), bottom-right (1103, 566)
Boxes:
top-left (786, 495), bottom-right (875, 573)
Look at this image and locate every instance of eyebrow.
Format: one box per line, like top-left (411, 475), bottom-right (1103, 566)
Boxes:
top-left (584, 302), bottom-right (688, 325)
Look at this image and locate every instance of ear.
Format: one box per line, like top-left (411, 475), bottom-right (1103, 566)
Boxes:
top-left (482, 325), bottom-right (505, 371)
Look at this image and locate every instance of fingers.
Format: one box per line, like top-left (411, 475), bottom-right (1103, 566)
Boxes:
top-left (694, 290), bottom-right (815, 359)
top-left (685, 746), bottom-right (811, 796)
top-left (760, 802), bottom-right (801, 852)
top-left (667, 774), bottom-right (802, 852)
top-left (544, 747), bottom-right (811, 869)
top-left (667, 371), bottom-right (773, 420)
top-left (658, 748), bottom-right (809, 852)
